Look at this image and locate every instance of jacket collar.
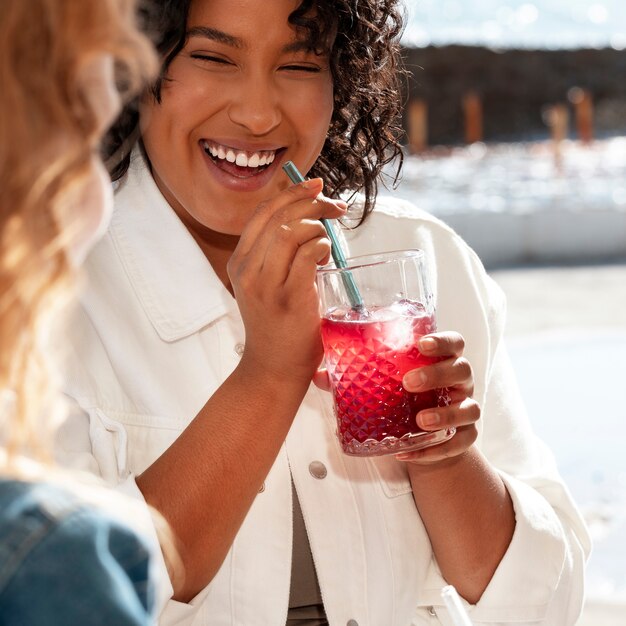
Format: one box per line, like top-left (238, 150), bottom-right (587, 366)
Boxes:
top-left (109, 151), bottom-right (236, 342)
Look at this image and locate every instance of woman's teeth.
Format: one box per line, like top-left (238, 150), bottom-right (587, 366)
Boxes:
top-left (202, 140), bottom-right (275, 168)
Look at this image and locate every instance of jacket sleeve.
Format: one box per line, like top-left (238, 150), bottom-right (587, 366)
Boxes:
top-left (0, 505), bottom-right (155, 626)
top-left (349, 203), bottom-right (591, 624)
top-left (467, 337), bottom-right (590, 624)
top-left (417, 214), bottom-right (590, 624)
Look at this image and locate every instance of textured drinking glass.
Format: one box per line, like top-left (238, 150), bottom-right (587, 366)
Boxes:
top-left (317, 250), bottom-right (455, 457)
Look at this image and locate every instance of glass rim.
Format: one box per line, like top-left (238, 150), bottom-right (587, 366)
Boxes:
top-left (317, 248), bottom-right (424, 274)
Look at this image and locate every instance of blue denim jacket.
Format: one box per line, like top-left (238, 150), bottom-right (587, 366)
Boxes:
top-left (0, 479), bottom-right (154, 625)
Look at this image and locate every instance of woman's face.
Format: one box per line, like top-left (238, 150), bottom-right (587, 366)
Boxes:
top-left (140, 0), bottom-right (335, 236)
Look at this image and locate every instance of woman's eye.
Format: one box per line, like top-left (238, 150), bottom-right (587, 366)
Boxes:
top-left (190, 54), bottom-right (232, 66)
top-left (282, 64), bottom-right (321, 73)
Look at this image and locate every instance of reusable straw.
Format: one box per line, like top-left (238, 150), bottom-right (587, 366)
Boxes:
top-left (282, 161), bottom-right (363, 309)
top-left (441, 585), bottom-right (474, 626)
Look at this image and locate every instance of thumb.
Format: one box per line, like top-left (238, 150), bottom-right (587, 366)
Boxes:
top-left (312, 367), bottom-right (331, 391)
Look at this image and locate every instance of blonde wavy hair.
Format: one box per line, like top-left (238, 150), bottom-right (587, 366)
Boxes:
top-left (0, 0), bottom-right (157, 462)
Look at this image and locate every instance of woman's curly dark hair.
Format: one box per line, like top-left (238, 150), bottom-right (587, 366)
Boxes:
top-left (104, 0), bottom-right (406, 224)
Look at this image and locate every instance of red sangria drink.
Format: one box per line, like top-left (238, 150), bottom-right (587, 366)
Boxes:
top-left (317, 251), bottom-right (455, 457)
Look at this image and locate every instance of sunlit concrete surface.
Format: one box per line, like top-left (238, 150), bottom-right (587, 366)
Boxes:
top-left (491, 263), bottom-right (626, 625)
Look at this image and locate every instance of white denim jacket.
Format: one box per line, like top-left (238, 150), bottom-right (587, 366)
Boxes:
top-left (58, 155), bottom-right (590, 626)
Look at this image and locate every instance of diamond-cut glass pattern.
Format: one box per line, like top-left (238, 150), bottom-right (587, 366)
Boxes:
top-left (321, 306), bottom-right (450, 456)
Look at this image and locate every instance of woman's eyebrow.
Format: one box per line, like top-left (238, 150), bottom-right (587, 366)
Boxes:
top-left (282, 40), bottom-right (314, 54)
top-left (186, 26), bottom-right (243, 48)
top-left (186, 26), bottom-right (315, 54)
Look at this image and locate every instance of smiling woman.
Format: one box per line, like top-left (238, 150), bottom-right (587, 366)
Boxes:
top-left (57, 1), bottom-right (590, 625)
top-left (107, 0), bottom-right (404, 217)
top-left (139, 0), bottom-right (336, 238)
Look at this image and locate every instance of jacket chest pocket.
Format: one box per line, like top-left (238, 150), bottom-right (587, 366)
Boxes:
top-left (103, 410), bottom-right (186, 476)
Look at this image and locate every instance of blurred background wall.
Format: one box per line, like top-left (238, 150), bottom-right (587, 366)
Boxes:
top-left (402, 46), bottom-right (626, 144)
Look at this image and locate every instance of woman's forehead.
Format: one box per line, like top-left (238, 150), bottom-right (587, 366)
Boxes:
top-left (187, 0), bottom-right (303, 27)
top-left (186, 0), bottom-right (333, 52)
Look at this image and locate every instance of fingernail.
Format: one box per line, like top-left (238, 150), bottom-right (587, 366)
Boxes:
top-left (302, 178), bottom-right (323, 189)
top-left (419, 337), bottom-right (436, 352)
top-left (419, 411), bottom-right (439, 428)
top-left (395, 453), bottom-right (411, 461)
top-left (403, 370), bottom-right (427, 389)
top-left (315, 193), bottom-right (347, 210)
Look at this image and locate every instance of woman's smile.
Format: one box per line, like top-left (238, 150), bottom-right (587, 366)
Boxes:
top-left (198, 139), bottom-right (287, 190)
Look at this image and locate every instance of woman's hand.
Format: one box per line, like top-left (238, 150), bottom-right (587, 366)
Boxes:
top-left (396, 331), bottom-right (480, 465)
top-left (228, 178), bottom-right (346, 385)
top-left (393, 332), bottom-right (514, 603)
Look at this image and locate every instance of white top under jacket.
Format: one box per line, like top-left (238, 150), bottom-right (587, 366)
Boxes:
top-left (58, 154), bottom-right (590, 626)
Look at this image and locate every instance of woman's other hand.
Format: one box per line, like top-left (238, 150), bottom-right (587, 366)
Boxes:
top-left (395, 331), bottom-right (514, 603)
top-left (397, 331), bottom-right (480, 465)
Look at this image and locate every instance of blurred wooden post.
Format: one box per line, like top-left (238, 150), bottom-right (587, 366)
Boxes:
top-left (462, 90), bottom-right (483, 144)
top-left (546, 103), bottom-right (569, 172)
top-left (568, 87), bottom-right (594, 144)
top-left (408, 98), bottom-right (428, 153)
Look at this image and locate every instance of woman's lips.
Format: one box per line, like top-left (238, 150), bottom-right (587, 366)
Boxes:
top-left (201, 139), bottom-right (278, 169)
top-left (199, 142), bottom-right (287, 191)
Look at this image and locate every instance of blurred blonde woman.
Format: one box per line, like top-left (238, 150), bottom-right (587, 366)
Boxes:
top-left (0, 0), bottom-right (160, 623)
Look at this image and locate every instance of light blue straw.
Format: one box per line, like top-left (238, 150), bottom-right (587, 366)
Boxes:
top-left (282, 161), bottom-right (364, 309)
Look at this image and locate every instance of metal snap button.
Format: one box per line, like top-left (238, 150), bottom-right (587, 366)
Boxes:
top-left (308, 461), bottom-right (327, 479)
top-left (234, 343), bottom-right (245, 357)
top-left (347, 620), bottom-right (358, 626)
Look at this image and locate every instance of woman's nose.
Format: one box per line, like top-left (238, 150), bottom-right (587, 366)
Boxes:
top-left (227, 75), bottom-right (282, 136)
